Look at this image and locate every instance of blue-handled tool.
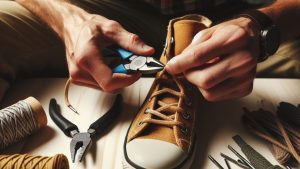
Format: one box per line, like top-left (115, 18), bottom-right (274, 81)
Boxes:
top-left (108, 46), bottom-right (164, 74)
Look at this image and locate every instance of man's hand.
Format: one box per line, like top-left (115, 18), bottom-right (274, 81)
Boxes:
top-left (17, 0), bottom-right (154, 93)
top-left (166, 17), bottom-right (259, 101)
top-left (64, 15), bottom-right (154, 92)
top-left (166, 0), bottom-right (300, 102)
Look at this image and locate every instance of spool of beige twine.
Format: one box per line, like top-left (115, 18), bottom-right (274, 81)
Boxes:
top-left (0, 97), bottom-right (47, 150)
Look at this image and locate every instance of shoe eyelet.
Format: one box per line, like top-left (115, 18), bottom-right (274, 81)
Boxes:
top-left (184, 97), bottom-right (192, 106)
top-left (182, 111), bottom-right (190, 120)
top-left (180, 126), bottom-right (189, 135)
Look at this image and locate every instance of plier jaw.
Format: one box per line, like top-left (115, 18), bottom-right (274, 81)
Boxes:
top-left (70, 132), bottom-right (92, 163)
top-left (122, 55), bottom-right (164, 74)
top-left (49, 94), bottom-right (122, 163)
top-left (109, 47), bottom-right (165, 74)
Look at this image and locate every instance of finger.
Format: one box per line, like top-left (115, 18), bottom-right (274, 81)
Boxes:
top-left (100, 73), bottom-right (141, 92)
top-left (191, 28), bottom-right (214, 45)
top-left (70, 80), bottom-right (123, 94)
top-left (68, 60), bottom-right (100, 88)
top-left (103, 21), bottom-right (155, 56)
top-left (106, 73), bottom-right (141, 91)
top-left (185, 50), bottom-right (256, 90)
top-left (217, 82), bottom-right (254, 101)
top-left (199, 69), bottom-right (255, 101)
top-left (76, 33), bottom-right (143, 92)
top-left (74, 38), bottom-right (115, 90)
top-left (117, 31), bottom-right (155, 55)
top-left (70, 80), bottom-right (103, 90)
top-left (179, 28), bottom-right (214, 55)
top-left (78, 53), bottom-right (141, 92)
top-left (166, 25), bottom-right (250, 75)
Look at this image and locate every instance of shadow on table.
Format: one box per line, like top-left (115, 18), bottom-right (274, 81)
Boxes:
top-left (191, 99), bottom-right (247, 169)
top-left (1, 78), bottom-right (66, 108)
top-left (86, 100), bottom-right (139, 165)
top-left (1, 79), bottom-right (64, 154)
top-left (20, 126), bottom-right (56, 153)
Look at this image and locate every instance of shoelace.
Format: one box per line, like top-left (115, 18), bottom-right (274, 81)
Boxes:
top-left (140, 69), bottom-right (187, 129)
top-left (64, 78), bottom-right (80, 114)
top-left (243, 108), bottom-right (300, 164)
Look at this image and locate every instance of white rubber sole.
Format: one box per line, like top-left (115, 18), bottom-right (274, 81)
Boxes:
top-left (122, 140), bottom-right (197, 169)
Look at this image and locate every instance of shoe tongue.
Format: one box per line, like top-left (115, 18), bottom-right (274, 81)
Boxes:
top-left (173, 20), bottom-right (206, 56)
top-left (156, 20), bottom-right (204, 113)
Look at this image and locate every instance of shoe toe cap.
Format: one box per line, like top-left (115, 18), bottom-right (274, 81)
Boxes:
top-left (126, 139), bottom-right (186, 169)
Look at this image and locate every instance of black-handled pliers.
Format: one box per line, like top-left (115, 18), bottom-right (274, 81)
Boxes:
top-left (49, 94), bottom-right (122, 162)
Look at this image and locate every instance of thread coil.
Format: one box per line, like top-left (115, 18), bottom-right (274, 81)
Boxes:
top-left (0, 100), bottom-right (39, 150)
top-left (0, 154), bottom-right (69, 169)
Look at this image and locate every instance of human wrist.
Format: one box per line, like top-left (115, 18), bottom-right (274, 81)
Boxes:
top-left (237, 9), bottom-right (281, 62)
top-left (60, 3), bottom-right (95, 56)
top-left (61, 3), bottom-right (91, 42)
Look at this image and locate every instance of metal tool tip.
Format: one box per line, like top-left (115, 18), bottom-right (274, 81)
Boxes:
top-left (68, 105), bottom-right (80, 114)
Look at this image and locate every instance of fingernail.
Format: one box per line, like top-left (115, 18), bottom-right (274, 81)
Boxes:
top-left (142, 44), bottom-right (153, 51)
top-left (167, 57), bottom-right (176, 66)
top-left (191, 31), bottom-right (203, 44)
top-left (166, 58), bottom-right (176, 74)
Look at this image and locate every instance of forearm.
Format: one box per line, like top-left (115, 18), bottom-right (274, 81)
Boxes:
top-left (16, 0), bottom-right (90, 40)
top-left (260, 0), bottom-right (300, 41)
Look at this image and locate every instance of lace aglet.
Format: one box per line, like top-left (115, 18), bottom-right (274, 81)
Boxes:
top-left (68, 105), bottom-right (80, 115)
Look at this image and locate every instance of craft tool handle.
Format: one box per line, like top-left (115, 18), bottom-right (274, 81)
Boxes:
top-left (88, 94), bottom-right (122, 136)
top-left (108, 45), bottom-right (132, 74)
top-left (112, 64), bottom-right (129, 74)
top-left (241, 145), bottom-right (284, 169)
top-left (110, 46), bottom-right (133, 60)
top-left (115, 48), bottom-right (133, 60)
top-left (49, 98), bottom-right (79, 137)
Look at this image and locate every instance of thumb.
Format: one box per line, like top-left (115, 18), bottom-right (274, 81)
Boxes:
top-left (116, 30), bottom-right (155, 55)
top-left (166, 29), bottom-right (213, 75)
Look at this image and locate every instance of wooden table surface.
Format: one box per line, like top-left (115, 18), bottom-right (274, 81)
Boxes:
top-left (1, 78), bottom-right (300, 169)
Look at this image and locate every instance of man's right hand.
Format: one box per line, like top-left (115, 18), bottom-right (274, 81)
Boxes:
top-left (64, 15), bottom-right (154, 92)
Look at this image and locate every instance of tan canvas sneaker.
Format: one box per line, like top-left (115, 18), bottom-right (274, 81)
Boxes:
top-left (123, 14), bottom-right (212, 169)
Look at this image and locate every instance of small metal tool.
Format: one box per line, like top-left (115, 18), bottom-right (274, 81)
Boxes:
top-left (228, 145), bottom-right (255, 169)
top-left (220, 153), bottom-right (250, 169)
top-left (238, 159), bottom-right (250, 167)
top-left (49, 94), bottom-right (122, 162)
top-left (224, 159), bottom-right (231, 169)
top-left (232, 135), bottom-right (284, 169)
top-left (108, 46), bottom-right (164, 74)
top-left (208, 155), bottom-right (224, 169)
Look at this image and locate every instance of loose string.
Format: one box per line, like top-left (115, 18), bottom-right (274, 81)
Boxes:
top-left (0, 154), bottom-right (69, 169)
top-left (64, 78), bottom-right (79, 114)
top-left (0, 100), bottom-right (39, 150)
top-left (242, 108), bottom-right (300, 165)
